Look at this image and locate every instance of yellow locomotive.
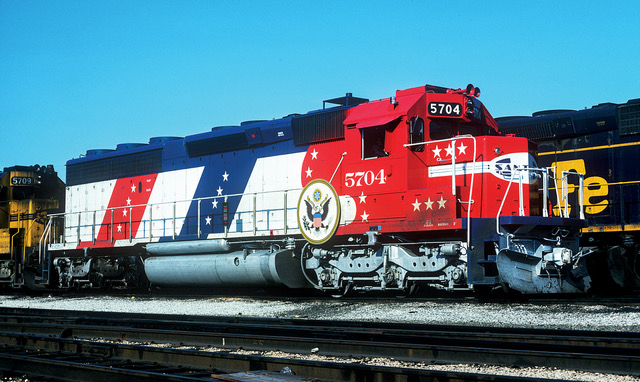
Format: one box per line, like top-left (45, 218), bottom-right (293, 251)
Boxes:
top-left (0, 165), bottom-right (64, 288)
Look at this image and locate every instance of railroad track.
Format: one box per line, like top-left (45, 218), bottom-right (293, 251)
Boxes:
top-left (0, 307), bottom-right (638, 381)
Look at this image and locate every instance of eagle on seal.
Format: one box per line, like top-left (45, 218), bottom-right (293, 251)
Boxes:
top-left (305, 194), bottom-right (332, 229)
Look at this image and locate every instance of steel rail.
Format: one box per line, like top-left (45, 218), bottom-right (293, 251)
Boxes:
top-left (0, 308), bottom-right (639, 376)
top-left (0, 333), bottom-right (550, 382)
top-left (2, 307), bottom-right (639, 349)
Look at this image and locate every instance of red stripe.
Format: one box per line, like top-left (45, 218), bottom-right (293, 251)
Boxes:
top-left (77, 174), bottom-right (158, 248)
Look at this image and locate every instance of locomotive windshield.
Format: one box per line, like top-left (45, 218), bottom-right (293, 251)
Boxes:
top-left (429, 120), bottom-right (489, 140)
top-left (429, 120), bottom-right (455, 140)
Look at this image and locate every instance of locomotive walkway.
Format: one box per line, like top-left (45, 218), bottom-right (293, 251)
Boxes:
top-left (0, 307), bottom-right (638, 381)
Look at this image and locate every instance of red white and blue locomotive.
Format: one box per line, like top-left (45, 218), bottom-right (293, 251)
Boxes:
top-left (31, 84), bottom-right (592, 295)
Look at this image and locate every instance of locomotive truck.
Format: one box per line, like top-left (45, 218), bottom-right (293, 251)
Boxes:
top-left (5, 84), bottom-right (592, 295)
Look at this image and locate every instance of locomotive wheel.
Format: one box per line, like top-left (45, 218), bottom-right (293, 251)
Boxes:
top-left (406, 283), bottom-right (419, 296)
top-left (330, 282), bottom-right (353, 298)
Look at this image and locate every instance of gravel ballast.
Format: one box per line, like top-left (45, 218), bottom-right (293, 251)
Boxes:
top-left (1, 294), bottom-right (639, 381)
top-left (1, 294), bottom-right (639, 331)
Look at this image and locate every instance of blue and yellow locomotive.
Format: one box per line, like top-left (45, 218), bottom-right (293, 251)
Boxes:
top-left (498, 99), bottom-right (640, 291)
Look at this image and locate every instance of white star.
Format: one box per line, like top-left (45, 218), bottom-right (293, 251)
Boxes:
top-left (222, 171), bottom-right (229, 181)
top-left (445, 144), bottom-right (455, 157)
top-left (437, 196), bottom-right (447, 209)
top-left (432, 145), bottom-right (442, 158)
top-left (126, 197), bottom-right (131, 206)
top-left (205, 216), bottom-right (211, 225)
top-left (217, 186), bottom-right (223, 196)
top-left (212, 200), bottom-right (218, 209)
top-left (425, 197), bottom-right (434, 210)
top-left (360, 211), bottom-right (369, 222)
top-left (358, 192), bottom-right (367, 204)
top-left (131, 184), bottom-right (136, 192)
top-left (305, 167), bottom-right (313, 178)
top-left (117, 224), bottom-right (122, 232)
top-left (122, 208), bottom-right (127, 217)
top-left (412, 199), bottom-right (421, 211)
top-left (310, 149), bottom-right (318, 160)
top-left (457, 142), bottom-right (467, 155)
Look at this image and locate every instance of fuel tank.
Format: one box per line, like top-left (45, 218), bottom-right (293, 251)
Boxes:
top-left (143, 249), bottom-right (309, 288)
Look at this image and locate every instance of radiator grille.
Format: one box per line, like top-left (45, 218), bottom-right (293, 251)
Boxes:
top-left (67, 150), bottom-right (162, 186)
top-left (619, 102), bottom-right (640, 135)
top-left (292, 109), bottom-right (348, 145)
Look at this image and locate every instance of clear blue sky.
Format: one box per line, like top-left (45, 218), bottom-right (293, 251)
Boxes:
top-left (2, 1), bottom-right (639, 181)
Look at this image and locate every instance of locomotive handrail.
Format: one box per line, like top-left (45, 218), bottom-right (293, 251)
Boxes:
top-left (403, 134), bottom-right (476, 195)
top-left (46, 186), bottom-right (304, 245)
top-left (38, 217), bottom-right (52, 264)
top-left (405, 134), bottom-right (477, 248)
top-left (545, 168), bottom-right (586, 219)
top-left (10, 221), bottom-right (20, 261)
top-left (330, 152), bottom-right (348, 183)
top-left (46, 187), bottom-right (303, 218)
top-left (561, 171), bottom-right (586, 220)
top-left (403, 134), bottom-right (475, 150)
top-left (496, 166), bottom-right (585, 235)
top-left (464, 135), bottom-right (477, 249)
top-left (543, 168), bottom-right (550, 217)
top-left (496, 166), bottom-right (553, 235)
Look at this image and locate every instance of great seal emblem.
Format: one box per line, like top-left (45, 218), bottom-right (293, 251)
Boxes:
top-left (297, 179), bottom-right (341, 244)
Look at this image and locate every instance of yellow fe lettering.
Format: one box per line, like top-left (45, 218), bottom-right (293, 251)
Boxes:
top-left (584, 176), bottom-right (608, 214)
top-left (550, 159), bottom-right (609, 216)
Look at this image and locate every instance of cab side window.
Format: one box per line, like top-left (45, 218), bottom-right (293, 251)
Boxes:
top-left (409, 117), bottom-right (424, 152)
top-left (362, 126), bottom-right (388, 159)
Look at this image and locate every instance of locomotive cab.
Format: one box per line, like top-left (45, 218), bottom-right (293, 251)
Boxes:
top-left (334, 84), bottom-right (536, 230)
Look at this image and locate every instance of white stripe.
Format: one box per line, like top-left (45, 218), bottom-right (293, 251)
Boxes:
top-left (429, 162), bottom-right (491, 177)
top-left (229, 152), bottom-right (306, 235)
top-left (429, 153), bottom-right (537, 184)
